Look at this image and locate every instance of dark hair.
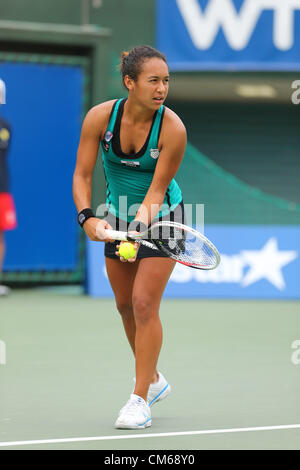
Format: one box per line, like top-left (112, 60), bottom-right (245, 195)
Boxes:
top-left (119, 45), bottom-right (168, 89)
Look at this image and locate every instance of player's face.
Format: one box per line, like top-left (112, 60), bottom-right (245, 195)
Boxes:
top-left (127, 58), bottom-right (169, 110)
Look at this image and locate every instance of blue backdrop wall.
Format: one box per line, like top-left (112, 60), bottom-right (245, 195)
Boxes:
top-left (0, 61), bottom-right (83, 270)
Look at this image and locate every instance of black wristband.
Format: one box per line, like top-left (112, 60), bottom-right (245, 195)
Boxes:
top-left (128, 220), bottom-right (148, 233)
top-left (78, 208), bottom-right (95, 227)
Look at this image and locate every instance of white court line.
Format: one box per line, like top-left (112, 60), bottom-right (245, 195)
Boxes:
top-left (0, 424), bottom-right (300, 447)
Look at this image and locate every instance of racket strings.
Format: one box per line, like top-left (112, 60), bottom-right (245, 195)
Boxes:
top-left (183, 235), bottom-right (216, 267)
top-left (150, 225), bottom-right (217, 268)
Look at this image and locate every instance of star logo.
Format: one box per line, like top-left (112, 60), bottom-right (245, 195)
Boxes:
top-left (241, 238), bottom-right (298, 290)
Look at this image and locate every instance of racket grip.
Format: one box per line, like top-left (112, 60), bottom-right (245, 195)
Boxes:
top-left (104, 229), bottom-right (128, 241)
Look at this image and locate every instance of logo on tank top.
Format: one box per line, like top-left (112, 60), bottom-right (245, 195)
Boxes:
top-left (103, 131), bottom-right (113, 152)
top-left (121, 160), bottom-right (140, 168)
top-left (150, 148), bottom-right (160, 159)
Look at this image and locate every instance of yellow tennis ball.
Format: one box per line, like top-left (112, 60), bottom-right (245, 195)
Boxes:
top-left (119, 242), bottom-right (137, 260)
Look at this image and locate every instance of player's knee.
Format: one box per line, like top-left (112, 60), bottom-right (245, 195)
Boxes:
top-left (115, 300), bottom-right (133, 318)
top-left (132, 295), bottom-right (155, 325)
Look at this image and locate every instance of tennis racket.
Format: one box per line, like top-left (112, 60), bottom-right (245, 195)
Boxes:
top-left (103, 221), bottom-right (220, 270)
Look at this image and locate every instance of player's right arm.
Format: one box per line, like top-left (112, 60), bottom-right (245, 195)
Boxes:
top-left (73, 101), bottom-right (115, 241)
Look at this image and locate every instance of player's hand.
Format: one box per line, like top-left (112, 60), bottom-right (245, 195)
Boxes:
top-left (84, 218), bottom-right (114, 242)
top-left (116, 234), bottom-right (140, 263)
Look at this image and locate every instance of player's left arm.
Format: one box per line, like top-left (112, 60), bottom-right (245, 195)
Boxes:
top-left (133, 109), bottom-right (187, 227)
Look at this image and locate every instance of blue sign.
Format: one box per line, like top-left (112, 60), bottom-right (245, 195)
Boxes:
top-left (0, 62), bottom-right (83, 270)
top-left (156, 0), bottom-right (300, 70)
top-left (86, 226), bottom-right (300, 299)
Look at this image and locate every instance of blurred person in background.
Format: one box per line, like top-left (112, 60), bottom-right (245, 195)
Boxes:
top-left (0, 79), bottom-right (17, 296)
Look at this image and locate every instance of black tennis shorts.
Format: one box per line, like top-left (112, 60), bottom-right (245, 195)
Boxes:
top-left (104, 199), bottom-right (186, 259)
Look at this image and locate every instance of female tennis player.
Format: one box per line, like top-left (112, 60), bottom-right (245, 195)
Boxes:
top-left (73, 45), bottom-right (187, 429)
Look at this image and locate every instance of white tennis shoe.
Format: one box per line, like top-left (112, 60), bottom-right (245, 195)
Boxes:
top-left (147, 372), bottom-right (171, 407)
top-left (0, 285), bottom-right (10, 296)
top-left (133, 372), bottom-right (171, 407)
top-left (115, 394), bottom-right (151, 429)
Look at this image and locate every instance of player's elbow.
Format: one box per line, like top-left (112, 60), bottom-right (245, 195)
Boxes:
top-left (73, 168), bottom-right (93, 185)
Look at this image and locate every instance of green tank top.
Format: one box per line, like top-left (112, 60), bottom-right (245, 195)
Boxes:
top-left (100, 98), bottom-right (182, 222)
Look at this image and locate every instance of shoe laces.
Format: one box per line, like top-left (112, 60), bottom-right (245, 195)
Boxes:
top-left (122, 397), bottom-right (146, 417)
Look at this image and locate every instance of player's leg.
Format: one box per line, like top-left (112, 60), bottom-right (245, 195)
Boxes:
top-left (105, 256), bottom-right (139, 354)
top-left (0, 231), bottom-right (4, 273)
top-left (114, 256), bottom-right (175, 429)
top-left (0, 230), bottom-right (10, 296)
top-left (131, 257), bottom-right (176, 402)
top-left (105, 255), bottom-right (164, 387)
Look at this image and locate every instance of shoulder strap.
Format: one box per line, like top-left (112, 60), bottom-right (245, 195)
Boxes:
top-left (106, 99), bottom-right (124, 134)
top-left (148, 105), bottom-right (165, 149)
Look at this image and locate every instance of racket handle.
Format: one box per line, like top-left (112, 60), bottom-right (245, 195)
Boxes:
top-left (104, 229), bottom-right (128, 241)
